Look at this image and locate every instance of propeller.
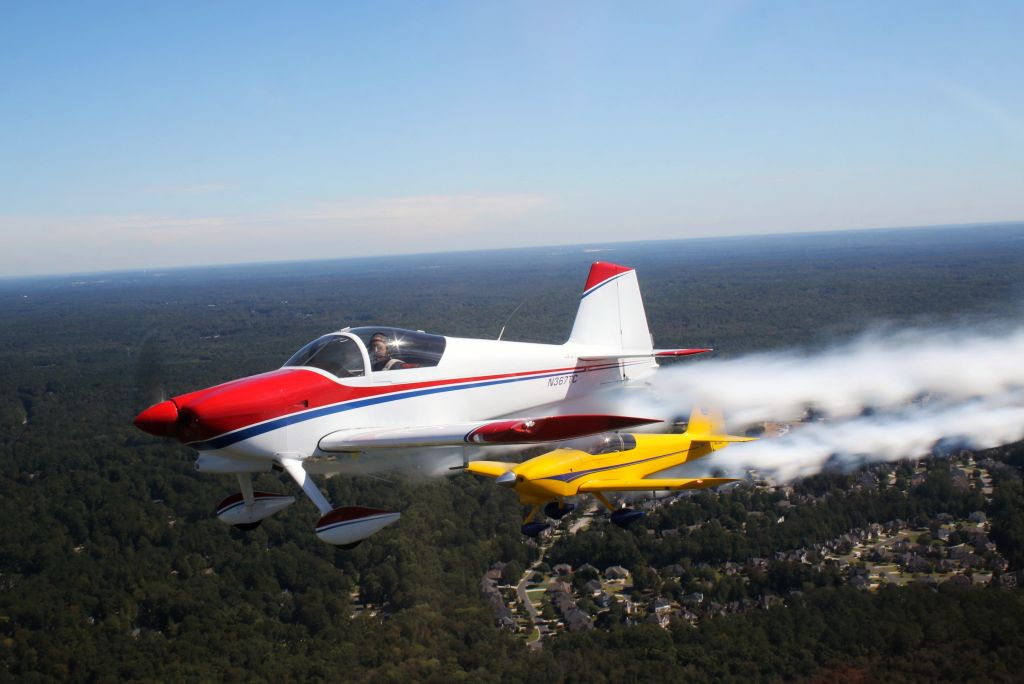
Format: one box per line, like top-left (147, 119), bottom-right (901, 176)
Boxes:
top-left (133, 330), bottom-right (168, 412)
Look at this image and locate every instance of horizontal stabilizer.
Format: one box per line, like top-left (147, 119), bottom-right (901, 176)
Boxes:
top-left (466, 461), bottom-right (516, 478)
top-left (576, 348), bottom-right (712, 361)
top-left (655, 348), bottom-right (713, 358)
top-left (318, 414), bottom-right (661, 452)
top-left (692, 434), bottom-right (757, 444)
top-left (578, 477), bottom-right (738, 493)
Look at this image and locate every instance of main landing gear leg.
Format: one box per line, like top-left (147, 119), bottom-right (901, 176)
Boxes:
top-left (523, 504), bottom-right (543, 525)
top-left (520, 504), bottom-right (552, 538)
top-left (237, 473), bottom-right (255, 507)
top-left (277, 455), bottom-right (400, 548)
top-left (592, 491), bottom-right (641, 526)
top-left (278, 457), bottom-right (333, 515)
top-left (593, 492), bottom-right (615, 512)
top-left (231, 473), bottom-right (261, 531)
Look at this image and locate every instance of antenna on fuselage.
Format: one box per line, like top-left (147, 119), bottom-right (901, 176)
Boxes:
top-left (497, 300), bottom-right (526, 341)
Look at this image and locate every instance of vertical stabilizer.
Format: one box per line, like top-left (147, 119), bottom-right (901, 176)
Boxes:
top-left (567, 262), bottom-right (653, 352)
top-left (683, 405), bottom-right (754, 460)
top-left (684, 405), bottom-right (725, 438)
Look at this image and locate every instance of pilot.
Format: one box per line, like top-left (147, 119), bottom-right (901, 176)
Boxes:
top-left (369, 332), bottom-right (411, 371)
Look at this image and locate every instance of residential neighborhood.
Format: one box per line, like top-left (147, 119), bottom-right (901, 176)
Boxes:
top-left (481, 447), bottom-right (1018, 647)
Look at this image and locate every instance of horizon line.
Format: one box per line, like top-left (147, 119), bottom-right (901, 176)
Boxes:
top-left (3, 219), bottom-right (1023, 283)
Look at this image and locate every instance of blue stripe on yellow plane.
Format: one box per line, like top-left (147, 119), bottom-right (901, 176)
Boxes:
top-left (467, 405), bottom-right (755, 535)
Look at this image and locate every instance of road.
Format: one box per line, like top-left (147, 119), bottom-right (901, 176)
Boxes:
top-left (516, 576), bottom-right (540, 621)
top-left (514, 500), bottom-right (599, 649)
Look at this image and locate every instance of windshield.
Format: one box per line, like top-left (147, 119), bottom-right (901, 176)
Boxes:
top-left (563, 433), bottom-right (637, 455)
top-left (283, 334), bottom-right (365, 378)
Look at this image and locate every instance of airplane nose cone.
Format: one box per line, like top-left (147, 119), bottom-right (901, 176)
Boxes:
top-left (134, 400), bottom-right (179, 438)
top-left (496, 471), bottom-right (517, 488)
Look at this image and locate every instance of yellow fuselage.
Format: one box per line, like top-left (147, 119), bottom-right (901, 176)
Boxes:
top-left (507, 433), bottom-right (723, 505)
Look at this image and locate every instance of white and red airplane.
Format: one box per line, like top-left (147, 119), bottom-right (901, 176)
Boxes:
top-left (134, 262), bottom-right (709, 547)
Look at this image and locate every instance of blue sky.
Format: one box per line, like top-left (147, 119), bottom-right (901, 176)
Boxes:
top-left (2, 2), bottom-right (1022, 276)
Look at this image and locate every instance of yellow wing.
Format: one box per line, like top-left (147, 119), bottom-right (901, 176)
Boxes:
top-left (577, 477), bottom-right (738, 492)
top-left (466, 460), bottom-right (515, 478)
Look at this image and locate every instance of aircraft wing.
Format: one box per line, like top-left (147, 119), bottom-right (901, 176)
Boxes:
top-left (466, 460), bottom-right (515, 477)
top-left (577, 477), bottom-right (738, 492)
top-left (576, 348), bottom-right (712, 361)
top-left (318, 414), bottom-right (661, 452)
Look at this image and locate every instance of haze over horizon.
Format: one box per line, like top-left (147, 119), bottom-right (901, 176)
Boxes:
top-left (2, 2), bottom-right (1023, 277)
top-left (2, 220), bottom-right (1020, 282)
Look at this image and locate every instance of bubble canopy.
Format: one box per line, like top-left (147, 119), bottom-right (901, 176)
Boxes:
top-left (283, 327), bottom-right (446, 378)
top-left (561, 433), bottom-right (637, 455)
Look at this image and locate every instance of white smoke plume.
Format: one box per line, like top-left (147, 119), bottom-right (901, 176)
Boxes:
top-left (637, 323), bottom-right (1024, 483)
top-left (700, 391), bottom-right (1024, 483)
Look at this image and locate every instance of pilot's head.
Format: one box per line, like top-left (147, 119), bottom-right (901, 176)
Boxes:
top-left (370, 333), bottom-right (389, 360)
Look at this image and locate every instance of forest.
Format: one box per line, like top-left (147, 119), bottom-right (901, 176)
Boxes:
top-left (2, 223), bottom-right (1024, 682)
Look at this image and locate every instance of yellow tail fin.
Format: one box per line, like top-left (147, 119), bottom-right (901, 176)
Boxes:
top-left (684, 405), bottom-right (755, 454)
top-left (685, 405), bottom-right (725, 437)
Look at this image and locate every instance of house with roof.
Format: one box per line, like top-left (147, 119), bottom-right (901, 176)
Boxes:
top-left (604, 566), bottom-right (629, 580)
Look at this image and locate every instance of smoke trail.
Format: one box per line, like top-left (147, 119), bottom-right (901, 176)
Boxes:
top-left (650, 324), bottom-right (1024, 425)
top-left (639, 323), bottom-right (1024, 483)
top-left (701, 390), bottom-right (1024, 482)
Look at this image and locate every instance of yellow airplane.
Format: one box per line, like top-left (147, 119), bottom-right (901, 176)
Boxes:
top-left (467, 405), bottom-right (754, 535)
